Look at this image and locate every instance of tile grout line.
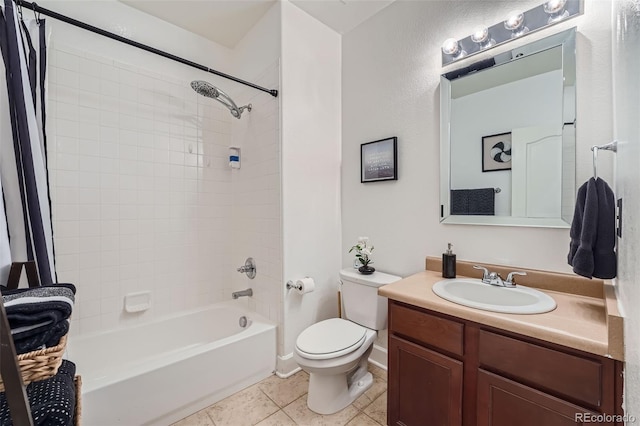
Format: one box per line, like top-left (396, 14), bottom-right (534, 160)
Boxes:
top-left (362, 412), bottom-right (383, 426)
top-left (278, 410), bottom-right (298, 426)
top-left (176, 367), bottom-right (387, 425)
top-left (252, 386), bottom-right (286, 425)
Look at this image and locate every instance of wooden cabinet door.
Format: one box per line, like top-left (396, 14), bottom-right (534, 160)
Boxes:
top-left (388, 335), bottom-right (463, 426)
top-left (477, 370), bottom-right (606, 426)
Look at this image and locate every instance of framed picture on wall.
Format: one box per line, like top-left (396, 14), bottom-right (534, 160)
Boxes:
top-left (482, 132), bottom-right (512, 172)
top-left (361, 137), bottom-right (398, 182)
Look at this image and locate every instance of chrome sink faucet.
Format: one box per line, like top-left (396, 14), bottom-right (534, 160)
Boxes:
top-left (473, 265), bottom-right (527, 288)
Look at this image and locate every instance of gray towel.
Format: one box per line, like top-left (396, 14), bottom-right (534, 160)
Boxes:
top-left (568, 177), bottom-right (617, 279)
top-left (451, 188), bottom-right (495, 215)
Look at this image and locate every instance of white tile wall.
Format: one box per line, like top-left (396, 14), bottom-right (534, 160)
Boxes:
top-left (229, 61), bottom-right (282, 353)
top-left (48, 45), bottom-right (243, 336)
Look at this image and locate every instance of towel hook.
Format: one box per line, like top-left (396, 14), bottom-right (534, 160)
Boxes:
top-left (591, 141), bottom-right (617, 180)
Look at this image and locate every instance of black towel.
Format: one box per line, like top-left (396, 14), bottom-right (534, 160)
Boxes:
top-left (2, 286), bottom-right (74, 337)
top-left (451, 188), bottom-right (495, 215)
top-left (568, 177), bottom-right (617, 279)
top-left (0, 360), bottom-right (76, 426)
top-left (13, 320), bottom-right (69, 354)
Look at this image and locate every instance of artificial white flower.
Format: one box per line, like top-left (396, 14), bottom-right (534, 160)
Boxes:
top-left (349, 238), bottom-right (374, 267)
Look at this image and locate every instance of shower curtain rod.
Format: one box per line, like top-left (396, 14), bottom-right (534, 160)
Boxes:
top-left (13, 0), bottom-right (279, 97)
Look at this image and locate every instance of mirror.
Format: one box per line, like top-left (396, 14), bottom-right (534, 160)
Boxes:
top-left (440, 28), bottom-right (576, 228)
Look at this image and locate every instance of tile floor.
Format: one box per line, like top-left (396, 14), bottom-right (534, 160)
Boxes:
top-left (172, 364), bottom-right (388, 426)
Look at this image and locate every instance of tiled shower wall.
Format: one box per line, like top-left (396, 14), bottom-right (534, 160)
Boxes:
top-left (229, 61), bottom-right (282, 352)
top-left (48, 44), bottom-right (245, 335)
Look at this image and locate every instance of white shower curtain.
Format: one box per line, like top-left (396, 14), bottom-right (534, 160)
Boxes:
top-left (0, 0), bottom-right (55, 286)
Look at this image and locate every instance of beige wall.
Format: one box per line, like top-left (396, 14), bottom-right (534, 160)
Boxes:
top-left (342, 0), bottom-right (613, 277)
top-left (612, 0), bottom-right (640, 419)
top-left (280, 1), bottom-right (342, 374)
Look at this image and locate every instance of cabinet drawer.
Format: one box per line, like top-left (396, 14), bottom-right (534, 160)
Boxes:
top-left (479, 330), bottom-right (603, 408)
top-left (390, 302), bottom-right (464, 356)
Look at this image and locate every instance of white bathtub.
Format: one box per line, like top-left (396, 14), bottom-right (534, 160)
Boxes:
top-left (67, 301), bottom-right (277, 425)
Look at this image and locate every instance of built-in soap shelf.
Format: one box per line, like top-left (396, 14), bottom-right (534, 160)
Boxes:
top-left (124, 291), bottom-right (151, 313)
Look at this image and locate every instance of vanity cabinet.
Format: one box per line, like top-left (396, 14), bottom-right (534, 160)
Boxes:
top-left (388, 300), bottom-right (623, 426)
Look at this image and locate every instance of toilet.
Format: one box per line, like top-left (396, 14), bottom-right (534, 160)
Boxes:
top-left (293, 268), bottom-right (401, 415)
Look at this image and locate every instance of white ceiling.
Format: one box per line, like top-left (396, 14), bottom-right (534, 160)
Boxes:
top-left (120, 0), bottom-right (278, 49)
top-left (289, 0), bottom-right (395, 35)
top-left (119, 0), bottom-right (396, 48)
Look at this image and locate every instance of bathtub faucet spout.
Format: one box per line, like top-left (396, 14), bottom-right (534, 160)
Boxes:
top-left (232, 288), bottom-right (253, 299)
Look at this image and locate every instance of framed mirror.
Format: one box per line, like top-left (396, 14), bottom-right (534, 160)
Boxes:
top-left (440, 28), bottom-right (576, 228)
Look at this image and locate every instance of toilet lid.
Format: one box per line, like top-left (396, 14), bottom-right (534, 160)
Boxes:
top-left (296, 318), bottom-right (367, 360)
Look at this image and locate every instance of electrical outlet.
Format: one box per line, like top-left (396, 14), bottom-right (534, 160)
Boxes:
top-left (617, 198), bottom-right (622, 238)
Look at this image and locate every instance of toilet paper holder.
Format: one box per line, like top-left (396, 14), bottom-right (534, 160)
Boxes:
top-left (286, 277), bottom-right (315, 294)
top-left (286, 280), bottom-right (303, 291)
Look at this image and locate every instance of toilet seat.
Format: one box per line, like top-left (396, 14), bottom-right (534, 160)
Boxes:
top-left (296, 318), bottom-right (367, 360)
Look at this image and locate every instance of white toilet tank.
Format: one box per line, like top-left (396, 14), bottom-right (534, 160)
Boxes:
top-left (339, 268), bottom-right (402, 330)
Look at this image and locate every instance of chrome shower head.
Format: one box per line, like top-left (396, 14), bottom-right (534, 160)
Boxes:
top-left (191, 80), bottom-right (220, 98)
top-left (190, 80), bottom-right (252, 119)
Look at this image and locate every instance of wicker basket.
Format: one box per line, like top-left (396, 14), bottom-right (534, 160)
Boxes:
top-left (0, 334), bottom-right (67, 392)
top-left (74, 375), bottom-right (82, 426)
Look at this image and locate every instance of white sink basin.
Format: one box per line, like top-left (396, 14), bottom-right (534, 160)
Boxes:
top-left (432, 278), bottom-right (556, 314)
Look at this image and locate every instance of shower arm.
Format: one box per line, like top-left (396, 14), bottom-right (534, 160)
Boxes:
top-left (191, 81), bottom-right (252, 119)
top-left (217, 91), bottom-right (251, 114)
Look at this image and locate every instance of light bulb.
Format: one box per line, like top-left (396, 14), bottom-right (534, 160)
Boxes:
top-left (544, 0), bottom-right (567, 14)
top-left (441, 38), bottom-right (461, 56)
top-left (504, 12), bottom-right (524, 31)
top-left (544, 0), bottom-right (569, 22)
top-left (470, 27), bottom-right (489, 44)
top-left (504, 11), bottom-right (528, 38)
top-left (470, 27), bottom-right (495, 49)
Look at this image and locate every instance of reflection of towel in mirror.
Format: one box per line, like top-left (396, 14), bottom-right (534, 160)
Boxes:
top-left (451, 188), bottom-right (495, 215)
top-left (568, 177), bottom-right (617, 279)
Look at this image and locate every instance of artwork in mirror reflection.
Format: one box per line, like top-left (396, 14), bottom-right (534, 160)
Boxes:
top-left (440, 28), bottom-right (576, 228)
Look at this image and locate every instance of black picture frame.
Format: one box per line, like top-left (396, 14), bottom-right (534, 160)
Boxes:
top-left (482, 132), bottom-right (512, 172)
top-left (361, 137), bottom-right (398, 183)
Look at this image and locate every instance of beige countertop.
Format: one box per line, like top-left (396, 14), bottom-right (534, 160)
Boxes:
top-left (378, 267), bottom-right (624, 361)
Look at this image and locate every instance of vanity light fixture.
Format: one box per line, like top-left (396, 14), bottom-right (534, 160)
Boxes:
top-left (504, 11), bottom-right (529, 38)
top-left (544, 0), bottom-right (570, 22)
top-left (441, 0), bottom-right (582, 66)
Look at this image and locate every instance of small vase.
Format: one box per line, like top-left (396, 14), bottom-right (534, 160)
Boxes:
top-left (358, 265), bottom-right (375, 275)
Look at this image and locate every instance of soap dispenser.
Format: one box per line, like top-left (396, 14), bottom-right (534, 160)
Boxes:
top-left (442, 243), bottom-right (456, 278)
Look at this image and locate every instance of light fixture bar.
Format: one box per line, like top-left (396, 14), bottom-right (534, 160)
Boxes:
top-left (441, 0), bottom-right (582, 66)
